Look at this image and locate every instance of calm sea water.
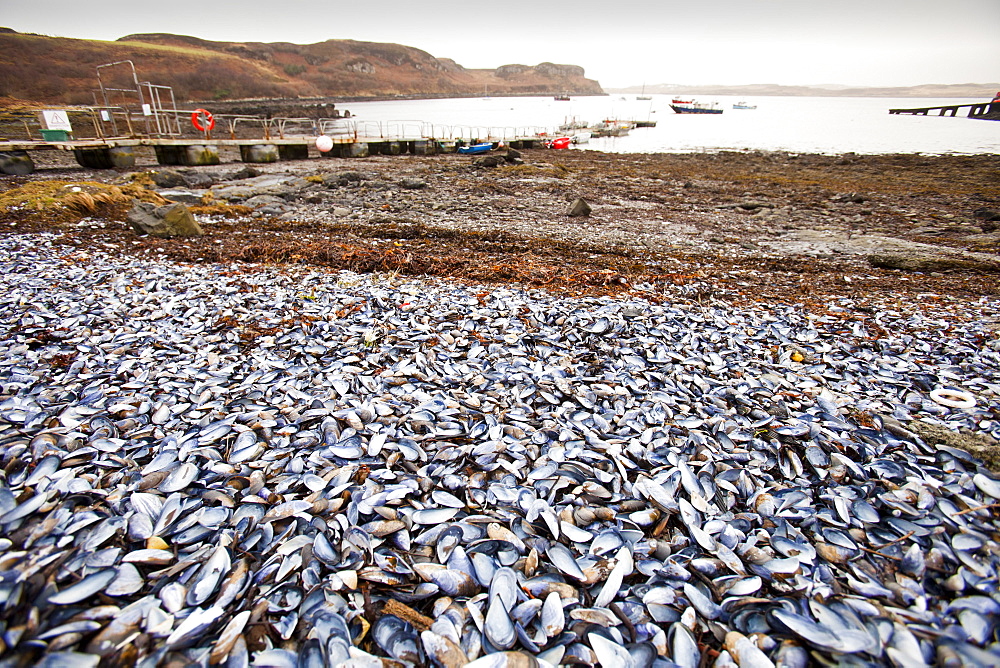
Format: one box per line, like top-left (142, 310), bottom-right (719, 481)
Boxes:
top-left (337, 95), bottom-right (1000, 155)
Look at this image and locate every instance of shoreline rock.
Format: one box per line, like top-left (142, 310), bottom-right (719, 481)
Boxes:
top-left (127, 201), bottom-right (204, 237)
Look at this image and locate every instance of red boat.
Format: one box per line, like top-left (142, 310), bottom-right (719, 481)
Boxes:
top-left (545, 136), bottom-right (572, 149)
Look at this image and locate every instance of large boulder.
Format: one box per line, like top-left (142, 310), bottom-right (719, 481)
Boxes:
top-left (244, 194), bottom-right (289, 209)
top-left (128, 200), bottom-right (204, 238)
top-left (183, 172), bottom-right (218, 188)
top-left (224, 166), bottom-right (262, 181)
top-left (0, 151), bottom-right (35, 176)
top-left (567, 198), bottom-right (592, 217)
top-left (158, 189), bottom-right (206, 205)
top-left (472, 156), bottom-right (502, 168)
top-left (151, 170), bottom-right (187, 188)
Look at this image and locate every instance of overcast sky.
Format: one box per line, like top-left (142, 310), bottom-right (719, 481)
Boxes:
top-left (2, 0), bottom-right (997, 88)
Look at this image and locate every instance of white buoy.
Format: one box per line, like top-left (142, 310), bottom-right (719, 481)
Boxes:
top-left (930, 388), bottom-right (976, 409)
top-left (315, 135), bottom-right (334, 152)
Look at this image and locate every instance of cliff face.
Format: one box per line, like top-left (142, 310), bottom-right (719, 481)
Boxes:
top-left (0, 29), bottom-right (603, 104)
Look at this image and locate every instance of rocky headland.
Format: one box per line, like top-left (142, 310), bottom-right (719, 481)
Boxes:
top-left (0, 29), bottom-right (603, 104)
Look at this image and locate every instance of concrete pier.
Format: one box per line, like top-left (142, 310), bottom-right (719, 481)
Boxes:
top-left (888, 101), bottom-right (1000, 120)
top-left (74, 146), bottom-right (136, 169)
top-left (0, 128), bottom-right (550, 175)
top-left (153, 144), bottom-right (221, 166)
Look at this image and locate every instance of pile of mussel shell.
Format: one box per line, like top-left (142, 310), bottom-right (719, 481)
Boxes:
top-left (1, 235), bottom-right (1000, 667)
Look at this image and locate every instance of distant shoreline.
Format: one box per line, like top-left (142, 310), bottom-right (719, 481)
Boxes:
top-left (606, 83), bottom-right (1000, 98)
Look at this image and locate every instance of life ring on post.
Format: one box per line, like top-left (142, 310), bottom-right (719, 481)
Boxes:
top-left (191, 108), bottom-right (215, 132)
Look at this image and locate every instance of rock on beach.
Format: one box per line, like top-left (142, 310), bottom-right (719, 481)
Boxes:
top-left (127, 200), bottom-right (204, 237)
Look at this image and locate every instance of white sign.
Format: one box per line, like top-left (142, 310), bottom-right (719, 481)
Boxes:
top-left (142, 104), bottom-right (152, 116)
top-left (100, 110), bottom-right (111, 122)
top-left (41, 110), bottom-right (73, 131)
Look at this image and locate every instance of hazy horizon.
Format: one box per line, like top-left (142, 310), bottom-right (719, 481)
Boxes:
top-left (3, 0), bottom-right (997, 89)
top-left (604, 81), bottom-right (999, 91)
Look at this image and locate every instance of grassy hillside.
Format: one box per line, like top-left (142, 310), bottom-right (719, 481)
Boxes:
top-left (0, 29), bottom-right (603, 104)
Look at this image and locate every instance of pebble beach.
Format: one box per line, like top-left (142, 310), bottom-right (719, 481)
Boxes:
top-left (2, 149), bottom-right (1000, 666)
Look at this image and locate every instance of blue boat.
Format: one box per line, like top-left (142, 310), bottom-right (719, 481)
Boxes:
top-left (670, 100), bottom-right (723, 114)
top-left (457, 142), bottom-right (494, 155)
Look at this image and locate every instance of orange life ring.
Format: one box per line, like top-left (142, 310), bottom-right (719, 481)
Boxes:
top-left (191, 108), bottom-right (215, 132)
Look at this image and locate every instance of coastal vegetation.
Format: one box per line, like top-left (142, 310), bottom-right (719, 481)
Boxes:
top-left (0, 28), bottom-right (602, 104)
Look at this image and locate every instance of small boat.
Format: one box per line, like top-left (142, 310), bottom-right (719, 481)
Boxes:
top-left (633, 120), bottom-right (657, 128)
top-left (570, 131), bottom-right (591, 144)
top-left (559, 116), bottom-right (589, 132)
top-left (636, 96), bottom-right (651, 101)
top-left (670, 100), bottom-right (723, 114)
top-left (457, 142), bottom-right (494, 155)
top-left (733, 101), bottom-right (757, 110)
top-left (544, 136), bottom-right (572, 149)
top-left (589, 119), bottom-right (634, 137)
top-left (554, 94), bottom-right (570, 101)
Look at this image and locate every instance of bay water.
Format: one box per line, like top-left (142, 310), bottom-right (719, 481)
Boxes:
top-left (337, 94), bottom-right (1000, 155)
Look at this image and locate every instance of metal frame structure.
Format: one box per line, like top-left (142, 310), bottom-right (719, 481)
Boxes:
top-left (141, 83), bottom-right (182, 136)
top-left (96, 60), bottom-right (150, 136)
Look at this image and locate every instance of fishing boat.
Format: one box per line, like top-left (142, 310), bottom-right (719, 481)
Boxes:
top-left (559, 116), bottom-right (589, 132)
top-left (670, 100), bottom-right (723, 115)
top-left (554, 93), bottom-right (571, 101)
top-left (590, 119), bottom-right (634, 137)
top-left (733, 101), bottom-right (757, 110)
top-left (457, 142), bottom-right (494, 155)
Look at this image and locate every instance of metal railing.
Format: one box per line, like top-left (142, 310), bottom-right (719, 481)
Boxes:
top-left (7, 107), bottom-right (558, 145)
top-left (312, 120), bottom-right (551, 143)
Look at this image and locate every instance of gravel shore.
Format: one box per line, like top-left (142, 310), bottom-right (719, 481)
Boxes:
top-left (1, 148), bottom-right (1000, 666)
top-left (7, 147), bottom-right (1000, 305)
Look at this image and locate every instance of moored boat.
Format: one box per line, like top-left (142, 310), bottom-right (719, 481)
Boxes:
top-left (733, 101), bottom-right (757, 110)
top-left (554, 94), bottom-right (570, 101)
top-left (670, 100), bottom-right (723, 114)
top-left (591, 119), bottom-right (634, 137)
top-left (558, 116), bottom-right (589, 132)
top-left (457, 142), bottom-right (494, 155)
